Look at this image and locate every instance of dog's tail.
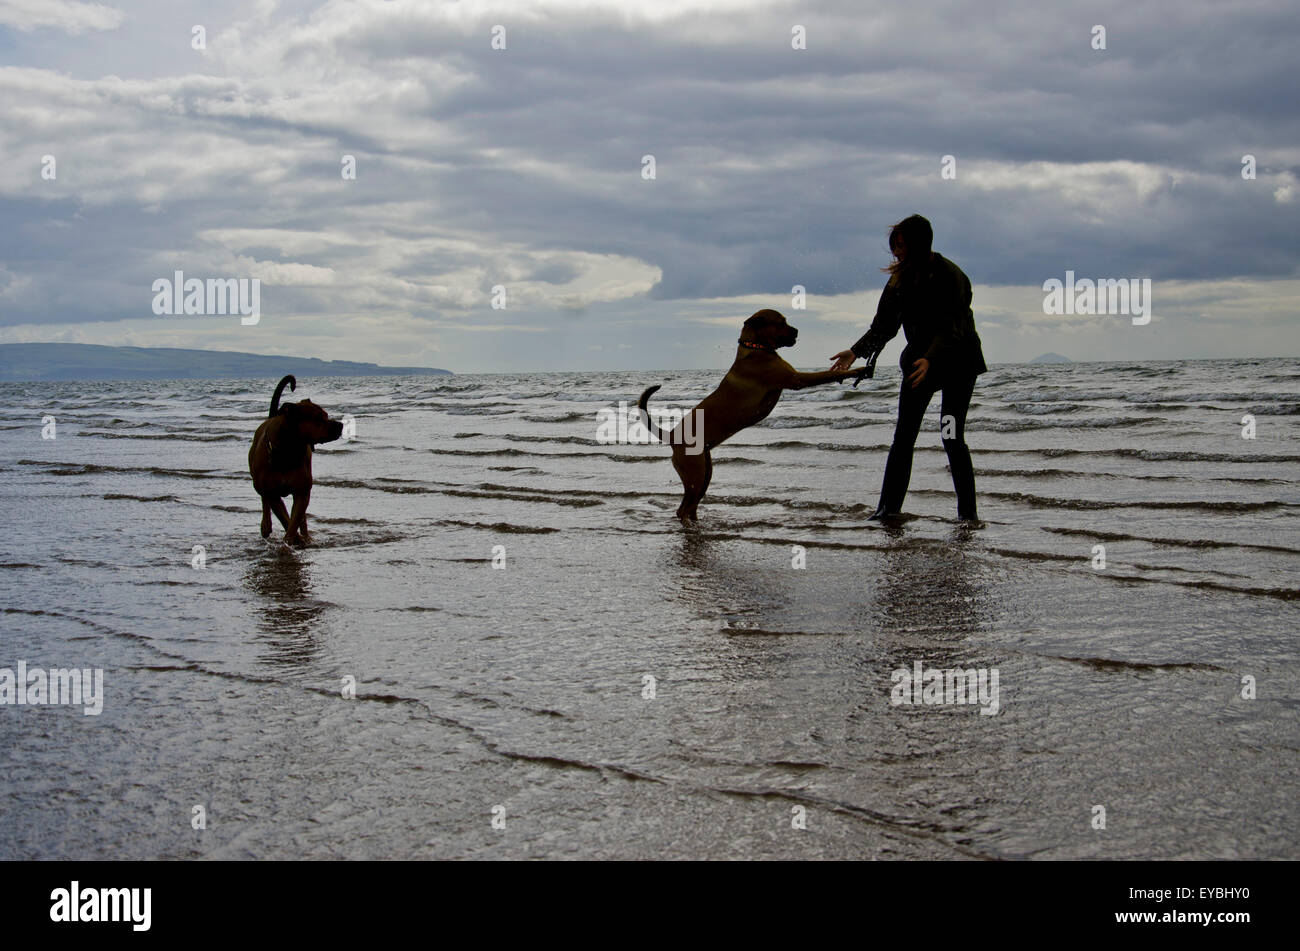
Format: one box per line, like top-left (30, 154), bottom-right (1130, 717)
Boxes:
top-left (269, 375), bottom-right (296, 417)
top-left (637, 385), bottom-right (671, 443)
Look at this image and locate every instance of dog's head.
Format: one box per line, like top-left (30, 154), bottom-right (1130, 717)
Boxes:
top-left (281, 399), bottom-right (344, 445)
top-left (742, 308), bottom-right (798, 349)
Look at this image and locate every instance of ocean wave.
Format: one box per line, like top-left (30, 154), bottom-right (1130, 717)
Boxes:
top-left (316, 478), bottom-right (430, 494)
top-left (499, 433), bottom-right (597, 445)
top-left (1005, 402), bottom-right (1094, 415)
top-left (431, 447), bottom-right (589, 459)
top-left (437, 519), bottom-right (559, 534)
top-left (782, 388), bottom-right (868, 403)
top-left (476, 481), bottom-right (641, 500)
top-left (16, 460), bottom-right (241, 480)
top-left (1040, 525), bottom-right (1299, 554)
top-left (422, 400), bottom-right (519, 410)
top-left (1122, 392), bottom-right (1291, 405)
top-left (990, 388), bottom-right (1118, 402)
top-left (758, 417), bottom-right (823, 429)
top-left (440, 487), bottom-right (602, 508)
top-left (755, 440), bottom-right (894, 452)
top-left (981, 467), bottom-right (1289, 485)
top-left (1027, 653), bottom-right (1225, 673)
top-left (1037, 447), bottom-right (1300, 463)
top-left (980, 490), bottom-right (1293, 513)
top-left (77, 430), bottom-right (244, 442)
top-left (521, 412), bottom-right (591, 423)
top-left (977, 415), bottom-right (1166, 432)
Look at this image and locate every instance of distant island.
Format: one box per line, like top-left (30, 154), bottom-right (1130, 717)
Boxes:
top-left (0, 343), bottom-right (451, 381)
top-left (1029, 352), bottom-right (1071, 364)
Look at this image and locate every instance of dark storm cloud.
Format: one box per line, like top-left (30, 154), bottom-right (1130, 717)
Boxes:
top-left (0, 0), bottom-right (1295, 368)
top-left (256, 0), bottom-right (1300, 294)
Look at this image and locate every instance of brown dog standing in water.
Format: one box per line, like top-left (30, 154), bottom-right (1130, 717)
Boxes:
top-left (248, 375), bottom-right (344, 545)
top-left (638, 309), bottom-right (864, 524)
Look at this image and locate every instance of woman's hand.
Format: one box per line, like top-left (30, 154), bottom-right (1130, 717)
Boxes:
top-left (907, 357), bottom-right (930, 388)
top-left (829, 349), bottom-right (856, 372)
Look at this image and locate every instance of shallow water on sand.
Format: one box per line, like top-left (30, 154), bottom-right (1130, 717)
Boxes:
top-left (1, 358), bottom-right (1297, 859)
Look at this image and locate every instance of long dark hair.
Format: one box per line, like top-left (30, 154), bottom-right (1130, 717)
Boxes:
top-left (882, 214), bottom-right (933, 283)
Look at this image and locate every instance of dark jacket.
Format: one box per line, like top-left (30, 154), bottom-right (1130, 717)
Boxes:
top-left (850, 252), bottom-right (987, 379)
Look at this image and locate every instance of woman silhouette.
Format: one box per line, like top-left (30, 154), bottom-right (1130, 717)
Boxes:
top-left (830, 215), bottom-right (987, 521)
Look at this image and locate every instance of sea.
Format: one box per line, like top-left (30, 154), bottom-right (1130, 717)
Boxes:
top-left (0, 357), bottom-right (1296, 859)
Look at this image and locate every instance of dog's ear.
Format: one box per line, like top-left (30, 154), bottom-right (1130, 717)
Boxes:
top-left (744, 309), bottom-right (787, 347)
top-left (741, 310), bottom-right (771, 341)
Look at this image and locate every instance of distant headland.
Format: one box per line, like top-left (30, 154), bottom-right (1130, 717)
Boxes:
top-left (1029, 352), bottom-right (1072, 364)
top-left (0, 343), bottom-right (451, 381)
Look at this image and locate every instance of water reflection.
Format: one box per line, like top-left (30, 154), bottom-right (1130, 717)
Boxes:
top-left (242, 547), bottom-right (326, 668)
top-left (873, 533), bottom-right (984, 650)
top-left (671, 520), bottom-right (990, 656)
top-left (672, 529), bottom-right (788, 625)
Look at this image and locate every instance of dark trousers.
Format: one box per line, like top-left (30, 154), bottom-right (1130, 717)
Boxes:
top-left (877, 371), bottom-right (978, 519)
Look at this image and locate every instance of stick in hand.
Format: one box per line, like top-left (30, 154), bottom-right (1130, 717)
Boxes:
top-left (852, 349), bottom-right (879, 388)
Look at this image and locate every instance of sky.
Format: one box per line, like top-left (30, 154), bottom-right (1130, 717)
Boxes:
top-left (0, 0), bottom-right (1296, 373)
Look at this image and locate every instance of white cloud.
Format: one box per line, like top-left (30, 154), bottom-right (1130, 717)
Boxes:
top-left (1273, 171), bottom-right (1296, 204)
top-left (236, 256), bottom-right (336, 285)
top-left (0, 0), bottom-right (122, 34)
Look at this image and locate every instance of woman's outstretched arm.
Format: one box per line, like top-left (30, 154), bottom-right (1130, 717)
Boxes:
top-left (830, 279), bottom-right (902, 370)
top-left (852, 279), bottom-right (903, 358)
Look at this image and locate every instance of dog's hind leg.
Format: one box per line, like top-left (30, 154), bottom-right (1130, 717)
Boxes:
top-left (269, 496), bottom-right (293, 536)
top-left (260, 496), bottom-right (273, 537)
top-left (686, 450), bottom-right (713, 522)
top-left (672, 447), bottom-right (708, 524)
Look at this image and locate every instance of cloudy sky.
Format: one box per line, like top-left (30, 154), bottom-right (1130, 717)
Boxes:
top-left (1, 0), bottom-right (1296, 373)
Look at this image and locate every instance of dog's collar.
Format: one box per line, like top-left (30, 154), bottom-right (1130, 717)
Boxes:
top-left (738, 338), bottom-right (775, 352)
